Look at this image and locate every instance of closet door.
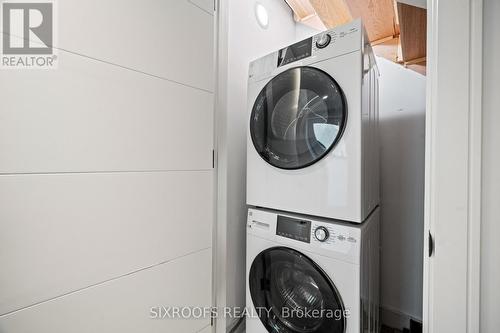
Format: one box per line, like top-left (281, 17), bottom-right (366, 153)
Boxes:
top-left (424, 0), bottom-right (482, 332)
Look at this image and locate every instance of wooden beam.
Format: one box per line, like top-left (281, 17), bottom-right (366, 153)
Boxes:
top-left (344, 0), bottom-right (397, 41)
top-left (286, 0), bottom-right (397, 42)
top-left (371, 35), bottom-right (395, 46)
top-left (284, 0), bottom-right (426, 75)
top-left (309, 0), bottom-right (352, 28)
top-left (284, 0), bottom-right (316, 21)
top-left (298, 15), bottom-right (328, 30)
top-left (372, 36), bottom-right (400, 63)
top-left (393, 0), bottom-right (400, 35)
top-left (397, 2), bottom-right (427, 61)
top-left (404, 56), bottom-right (426, 66)
top-left (285, 0), bottom-right (349, 30)
top-left (406, 62), bottom-right (426, 75)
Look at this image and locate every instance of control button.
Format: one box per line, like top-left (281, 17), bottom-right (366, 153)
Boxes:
top-left (314, 226), bottom-right (329, 242)
top-left (337, 235), bottom-right (346, 241)
top-left (316, 34), bottom-right (331, 49)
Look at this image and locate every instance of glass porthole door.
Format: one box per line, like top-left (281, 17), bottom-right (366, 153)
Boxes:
top-left (250, 67), bottom-right (347, 170)
top-left (249, 247), bottom-right (346, 333)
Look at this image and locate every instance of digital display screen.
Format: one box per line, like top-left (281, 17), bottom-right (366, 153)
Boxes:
top-left (277, 37), bottom-right (312, 67)
top-left (276, 215), bottom-right (311, 243)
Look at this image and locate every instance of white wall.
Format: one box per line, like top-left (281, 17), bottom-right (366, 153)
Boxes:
top-left (481, 0), bottom-right (500, 331)
top-left (0, 1), bottom-right (214, 332)
top-left (377, 58), bottom-right (426, 323)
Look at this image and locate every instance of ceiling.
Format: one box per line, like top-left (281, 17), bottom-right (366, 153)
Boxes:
top-left (285, 0), bottom-right (427, 75)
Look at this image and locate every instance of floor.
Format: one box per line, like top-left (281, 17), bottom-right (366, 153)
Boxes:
top-left (382, 319), bottom-right (423, 333)
top-left (381, 325), bottom-right (403, 333)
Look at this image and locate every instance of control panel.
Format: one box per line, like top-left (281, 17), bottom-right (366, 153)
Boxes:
top-left (276, 215), bottom-right (311, 243)
top-left (276, 31), bottom-right (340, 69)
top-left (310, 222), bottom-right (358, 246)
top-left (275, 24), bottom-right (361, 68)
top-left (273, 214), bottom-right (359, 252)
top-left (248, 208), bottom-right (364, 263)
top-left (248, 19), bottom-right (363, 84)
top-left (277, 38), bottom-right (313, 68)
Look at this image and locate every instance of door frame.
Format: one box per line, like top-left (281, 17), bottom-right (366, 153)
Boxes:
top-left (423, 0), bottom-right (483, 332)
top-left (213, 0), bottom-right (231, 332)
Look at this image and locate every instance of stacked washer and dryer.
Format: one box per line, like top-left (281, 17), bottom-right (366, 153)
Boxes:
top-left (245, 20), bottom-right (380, 333)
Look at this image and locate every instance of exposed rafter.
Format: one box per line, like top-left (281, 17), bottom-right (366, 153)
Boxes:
top-left (308, 0), bottom-right (352, 28)
top-left (397, 2), bottom-right (426, 62)
top-left (285, 0), bottom-right (427, 75)
top-left (344, 0), bottom-right (397, 42)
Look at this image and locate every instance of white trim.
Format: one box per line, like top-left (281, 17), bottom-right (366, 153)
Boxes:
top-left (422, 0), bottom-right (438, 327)
top-left (424, 0), bottom-right (483, 332)
top-left (213, 0), bottom-right (229, 332)
top-left (467, 0), bottom-right (483, 331)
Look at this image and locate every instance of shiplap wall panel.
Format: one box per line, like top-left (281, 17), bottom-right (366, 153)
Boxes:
top-left (0, 48), bottom-right (213, 174)
top-left (0, 171), bottom-right (213, 315)
top-left (0, 249), bottom-right (212, 333)
top-left (0, 1), bottom-right (214, 331)
top-left (189, 0), bottom-right (214, 15)
top-left (54, 0), bottom-right (214, 91)
top-left (197, 325), bottom-right (214, 333)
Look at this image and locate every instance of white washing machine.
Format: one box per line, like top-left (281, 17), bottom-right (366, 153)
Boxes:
top-left (246, 208), bottom-right (379, 333)
top-left (246, 19), bottom-right (379, 223)
top-left (246, 207), bottom-right (380, 333)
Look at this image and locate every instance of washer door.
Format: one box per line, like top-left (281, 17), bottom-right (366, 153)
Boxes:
top-left (250, 67), bottom-right (347, 170)
top-left (249, 247), bottom-right (346, 333)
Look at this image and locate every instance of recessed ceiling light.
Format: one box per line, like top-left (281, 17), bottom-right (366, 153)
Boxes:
top-left (255, 2), bottom-right (269, 29)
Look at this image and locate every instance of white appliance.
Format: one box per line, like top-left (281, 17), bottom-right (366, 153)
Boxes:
top-left (246, 19), bottom-right (379, 223)
top-left (246, 207), bottom-right (380, 333)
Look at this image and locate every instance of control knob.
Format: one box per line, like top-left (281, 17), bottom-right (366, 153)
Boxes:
top-left (316, 34), bottom-right (331, 49)
top-left (314, 226), bottom-right (329, 242)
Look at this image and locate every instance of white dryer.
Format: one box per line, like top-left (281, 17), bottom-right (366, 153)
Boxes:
top-left (246, 19), bottom-right (379, 223)
top-left (246, 207), bottom-right (380, 333)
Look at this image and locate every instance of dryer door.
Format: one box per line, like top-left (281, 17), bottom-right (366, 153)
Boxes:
top-left (249, 247), bottom-right (346, 333)
top-left (250, 66), bottom-right (347, 170)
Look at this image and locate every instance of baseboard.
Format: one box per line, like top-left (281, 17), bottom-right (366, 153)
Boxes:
top-left (380, 306), bottom-right (422, 331)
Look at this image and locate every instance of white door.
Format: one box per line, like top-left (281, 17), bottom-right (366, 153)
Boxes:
top-left (0, 1), bottom-right (215, 332)
top-left (424, 0), bottom-right (482, 332)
